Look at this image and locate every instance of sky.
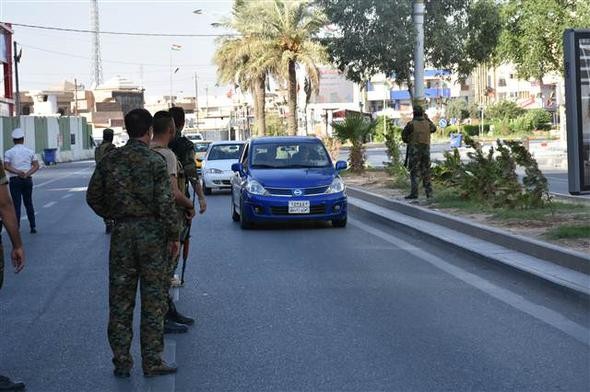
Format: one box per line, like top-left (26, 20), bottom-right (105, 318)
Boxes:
top-left (0, 0), bottom-right (234, 99)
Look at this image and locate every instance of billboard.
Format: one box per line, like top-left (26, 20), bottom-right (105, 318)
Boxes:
top-left (564, 29), bottom-right (590, 194)
top-left (313, 68), bottom-right (354, 104)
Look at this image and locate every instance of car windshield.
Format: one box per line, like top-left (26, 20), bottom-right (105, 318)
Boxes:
top-left (251, 142), bottom-right (331, 168)
top-left (207, 144), bottom-right (243, 160)
top-left (194, 143), bottom-right (210, 153)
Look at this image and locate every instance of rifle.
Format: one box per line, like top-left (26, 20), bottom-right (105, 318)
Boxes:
top-left (404, 144), bottom-right (410, 168)
top-left (179, 182), bottom-right (196, 286)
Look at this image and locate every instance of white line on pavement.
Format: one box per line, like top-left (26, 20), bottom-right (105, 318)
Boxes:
top-left (350, 218), bottom-right (590, 347)
top-left (43, 201), bottom-right (57, 209)
top-left (34, 165), bottom-right (93, 189)
top-left (61, 194), bottom-right (73, 199)
top-left (20, 212), bottom-right (38, 221)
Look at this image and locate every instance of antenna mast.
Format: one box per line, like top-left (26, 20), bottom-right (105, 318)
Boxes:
top-left (90, 0), bottom-right (103, 87)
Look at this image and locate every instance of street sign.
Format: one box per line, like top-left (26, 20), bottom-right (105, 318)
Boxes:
top-left (564, 29), bottom-right (590, 194)
top-left (439, 118), bottom-right (448, 128)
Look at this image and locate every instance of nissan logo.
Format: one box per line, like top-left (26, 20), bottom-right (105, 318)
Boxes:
top-left (293, 189), bottom-right (303, 197)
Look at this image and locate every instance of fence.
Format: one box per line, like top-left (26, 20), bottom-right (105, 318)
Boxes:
top-left (0, 116), bottom-right (95, 163)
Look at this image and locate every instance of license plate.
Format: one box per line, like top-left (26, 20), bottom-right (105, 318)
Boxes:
top-left (288, 200), bottom-right (310, 214)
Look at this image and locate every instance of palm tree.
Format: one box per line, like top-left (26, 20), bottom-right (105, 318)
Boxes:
top-left (245, 0), bottom-right (327, 136)
top-left (332, 115), bottom-right (375, 173)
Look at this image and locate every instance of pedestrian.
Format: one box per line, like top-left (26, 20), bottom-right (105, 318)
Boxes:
top-left (402, 105), bottom-right (437, 200)
top-left (150, 111), bottom-right (196, 335)
top-left (167, 107), bottom-right (206, 327)
top-left (86, 108), bottom-right (180, 378)
top-left (0, 160), bottom-right (26, 391)
top-left (94, 128), bottom-right (117, 233)
top-left (3, 128), bottom-right (39, 233)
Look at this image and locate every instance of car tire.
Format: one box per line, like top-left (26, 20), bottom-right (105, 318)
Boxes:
top-left (203, 183), bottom-right (212, 195)
top-left (231, 195), bottom-right (240, 222)
top-left (240, 201), bottom-right (253, 230)
top-left (332, 216), bottom-right (347, 228)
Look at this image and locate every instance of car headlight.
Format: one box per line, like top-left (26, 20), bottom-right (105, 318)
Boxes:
top-left (327, 177), bottom-right (345, 194)
top-left (205, 168), bottom-right (224, 174)
top-left (245, 179), bottom-right (269, 196)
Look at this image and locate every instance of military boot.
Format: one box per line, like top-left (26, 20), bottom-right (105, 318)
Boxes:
top-left (0, 375), bottom-right (25, 391)
top-left (143, 361), bottom-right (177, 377)
top-left (164, 319), bottom-right (188, 334)
top-left (167, 298), bottom-right (195, 326)
top-left (404, 194), bottom-right (418, 200)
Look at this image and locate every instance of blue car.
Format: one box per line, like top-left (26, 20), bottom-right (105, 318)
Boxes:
top-left (230, 136), bottom-right (348, 229)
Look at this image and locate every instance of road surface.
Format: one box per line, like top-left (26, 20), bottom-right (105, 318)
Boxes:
top-left (1, 161), bottom-right (588, 391)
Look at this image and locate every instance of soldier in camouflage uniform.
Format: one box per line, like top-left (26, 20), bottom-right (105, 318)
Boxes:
top-left (151, 111), bottom-right (196, 335)
top-left (402, 106), bottom-right (437, 200)
top-left (86, 109), bottom-right (180, 378)
top-left (94, 128), bottom-right (117, 233)
top-left (0, 161), bottom-right (26, 391)
top-left (166, 107), bottom-right (207, 328)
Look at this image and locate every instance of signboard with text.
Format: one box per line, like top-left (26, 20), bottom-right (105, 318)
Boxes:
top-left (313, 69), bottom-right (354, 104)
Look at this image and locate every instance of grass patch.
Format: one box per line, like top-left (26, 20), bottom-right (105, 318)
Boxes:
top-left (546, 225), bottom-right (590, 240)
top-left (430, 186), bottom-right (482, 211)
top-left (490, 202), bottom-right (590, 222)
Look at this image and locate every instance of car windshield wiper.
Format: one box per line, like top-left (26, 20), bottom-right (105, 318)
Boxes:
top-left (281, 164), bottom-right (329, 168)
top-left (251, 164), bottom-right (281, 169)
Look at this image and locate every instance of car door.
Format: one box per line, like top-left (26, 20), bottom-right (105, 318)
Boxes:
top-left (232, 142), bottom-right (249, 206)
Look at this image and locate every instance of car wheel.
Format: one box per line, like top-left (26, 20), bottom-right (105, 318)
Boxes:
top-left (332, 216), bottom-right (347, 228)
top-left (240, 201), bottom-right (253, 230)
top-left (231, 195), bottom-right (240, 222)
top-left (203, 182), bottom-right (212, 195)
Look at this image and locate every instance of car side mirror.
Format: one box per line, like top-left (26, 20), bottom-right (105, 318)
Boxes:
top-left (231, 163), bottom-right (244, 174)
top-left (335, 160), bottom-right (347, 172)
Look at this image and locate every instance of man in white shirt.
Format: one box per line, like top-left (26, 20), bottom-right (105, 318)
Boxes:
top-left (3, 128), bottom-right (40, 233)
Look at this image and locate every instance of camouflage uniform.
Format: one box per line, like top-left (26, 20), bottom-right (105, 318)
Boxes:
top-left (86, 139), bottom-right (179, 371)
top-left (94, 141), bottom-right (117, 230)
top-left (169, 131), bottom-right (195, 249)
top-left (0, 162), bottom-right (8, 290)
top-left (94, 141), bottom-right (116, 163)
top-left (403, 116), bottom-right (437, 198)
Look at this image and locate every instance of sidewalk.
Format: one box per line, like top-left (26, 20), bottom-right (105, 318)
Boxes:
top-left (348, 187), bottom-right (590, 297)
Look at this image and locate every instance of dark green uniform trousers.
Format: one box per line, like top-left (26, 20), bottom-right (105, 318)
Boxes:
top-left (409, 144), bottom-right (433, 197)
top-left (108, 219), bottom-right (168, 371)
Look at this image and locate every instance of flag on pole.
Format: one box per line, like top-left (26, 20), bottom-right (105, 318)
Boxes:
top-left (171, 44), bottom-right (182, 51)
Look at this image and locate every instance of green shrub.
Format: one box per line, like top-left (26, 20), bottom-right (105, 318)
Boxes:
top-left (510, 116), bottom-right (533, 134)
top-left (492, 118), bottom-right (513, 136)
top-left (446, 99), bottom-right (470, 121)
top-left (524, 109), bottom-right (552, 131)
top-left (442, 125), bottom-right (459, 137)
top-left (486, 100), bottom-right (526, 120)
top-left (373, 116), bottom-right (396, 143)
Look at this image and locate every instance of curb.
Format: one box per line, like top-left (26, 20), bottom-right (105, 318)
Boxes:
top-left (347, 187), bottom-right (590, 296)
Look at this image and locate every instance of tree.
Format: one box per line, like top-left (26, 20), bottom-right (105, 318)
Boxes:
top-left (331, 115), bottom-right (375, 173)
top-left (242, 0), bottom-right (328, 136)
top-left (214, 1), bottom-right (274, 136)
top-left (498, 0), bottom-right (590, 82)
top-left (486, 100), bottom-right (526, 121)
top-left (446, 99), bottom-right (470, 121)
top-left (317, 0), bottom-right (502, 94)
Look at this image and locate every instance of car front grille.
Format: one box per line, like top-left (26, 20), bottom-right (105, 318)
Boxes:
top-left (270, 204), bottom-right (326, 216)
top-left (266, 186), bottom-right (330, 196)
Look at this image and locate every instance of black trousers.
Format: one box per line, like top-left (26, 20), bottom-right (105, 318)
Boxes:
top-left (9, 177), bottom-right (36, 229)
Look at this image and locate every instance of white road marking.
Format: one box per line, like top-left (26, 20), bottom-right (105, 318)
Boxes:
top-left (350, 218), bottom-right (590, 347)
top-left (61, 193), bottom-right (73, 200)
top-left (43, 201), bottom-right (57, 208)
top-left (20, 212), bottom-right (38, 221)
top-left (34, 165), bottom-right (93, 189)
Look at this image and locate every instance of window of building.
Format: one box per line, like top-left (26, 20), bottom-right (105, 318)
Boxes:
top-left (498, 78), bottom-right (507, 87)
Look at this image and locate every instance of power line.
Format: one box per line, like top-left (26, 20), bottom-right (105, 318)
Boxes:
top-left (17, 42), bottom-right (213, 68)
top-left (9, 22), bottom-right (237, 37)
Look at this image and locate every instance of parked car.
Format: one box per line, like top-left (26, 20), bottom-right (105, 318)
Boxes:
top-left (202, 141), bottom-right (245, 194)
top-left (230, 136), bottom-right (348, 229)
top-left (193, 141), bottom-right (212, 175)
top-left (186, 133), bottom-right (203, 142)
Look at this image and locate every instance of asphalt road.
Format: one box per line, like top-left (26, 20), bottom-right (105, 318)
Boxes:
top-left (1, 161), bottom-right (589, 391)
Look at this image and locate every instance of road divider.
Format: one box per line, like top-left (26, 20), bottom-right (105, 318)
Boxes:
top-left (347, 187), bottom-right (590, 297)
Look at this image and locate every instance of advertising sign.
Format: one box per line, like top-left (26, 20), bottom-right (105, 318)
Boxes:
top-left (313, 68), bottom-right (354, 104)
top-left (564, 29), bottom-right (590, 194)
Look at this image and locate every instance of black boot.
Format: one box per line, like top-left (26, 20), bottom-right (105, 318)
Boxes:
top-left (164, 319), bottom-right (188, 334)
top-left (143, 361), bottom-right (177, 377)
top-left (0, 375), bottom-right (25, 391)
top-left (404, 194), bottom-right (418, 200)
top-left (167, 297), bottom-right (195, 326)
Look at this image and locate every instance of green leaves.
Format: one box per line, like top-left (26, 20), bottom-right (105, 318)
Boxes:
top-left (331, 115), bottom-right (375, 173)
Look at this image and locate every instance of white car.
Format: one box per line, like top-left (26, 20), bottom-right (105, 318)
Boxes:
top-left (202, 141), bottom-right (245, 194)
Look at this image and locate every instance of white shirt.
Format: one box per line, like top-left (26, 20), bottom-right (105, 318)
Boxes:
top-left (4, 144), bottom-right (38, 177)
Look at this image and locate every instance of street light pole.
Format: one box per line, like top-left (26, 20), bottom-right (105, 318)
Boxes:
top-left (413, 0), bottom-right (425, 107)
top-left (13, 41), bottom-right (21, 116)
top-left (169, 49), bottom-right (173, 108)
top-left (194, 72), bottom-right (199, 131)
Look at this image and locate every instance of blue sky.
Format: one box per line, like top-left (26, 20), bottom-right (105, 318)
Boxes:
top-left (1, 0), bottom-right (234, 98)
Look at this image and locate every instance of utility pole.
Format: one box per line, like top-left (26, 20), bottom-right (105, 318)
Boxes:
top-left (13, 41), bottom-right (21, 116)
top-left (194, 72), bottom-right (199, 131)
top-left (74, 78), bottom-right (79, 115)
top-left (169, 50), bottom-right (173, 108)
top-left (413, 0), bottom-right (425, 107)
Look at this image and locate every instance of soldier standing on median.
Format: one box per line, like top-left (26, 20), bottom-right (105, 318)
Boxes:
top-left (150, 111), bottom-right (196, 334)
top-left (86, 109), bottom-right (180, 378)
top-left (0, 160), bottom-right (26, 391)
top-left (94, 128), bottom-right (117, 234)
top-left (167, 107), bottom-right (206, 325)
top-left (402, 105), bottom-right (437, 200)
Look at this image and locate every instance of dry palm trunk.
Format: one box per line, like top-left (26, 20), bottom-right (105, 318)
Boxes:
top-left (287, 60), bottom-right (298, 136)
